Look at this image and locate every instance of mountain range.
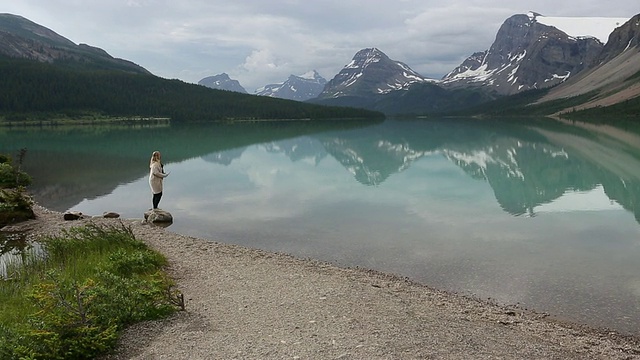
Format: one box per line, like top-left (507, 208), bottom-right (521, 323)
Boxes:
top-left (309, 12), bottom-right (639, 115)
top-left (200, 71), bottom-right (327, 101)
top-left (254, 70), bottom-right (327, 101)
top-left (201, 12), bottom-right (640, 117)
top-left (0, 13), bottom-right (380, 122)
top-left (1, 11), bottom-right (639, 118)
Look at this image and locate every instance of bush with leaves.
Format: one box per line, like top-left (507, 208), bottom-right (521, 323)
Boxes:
top-left (0, 163), bottom-right (31, 189)
top-left (0, 151), bottom-right (31, 189)
top-left (0, 187), bottom-right (35, 226)
top-left (0, 151), bottom-right (34, 226)
top-left (0, 224), bottom-right (183, 359)
top-left (21, 272), bottom-right (119, 360)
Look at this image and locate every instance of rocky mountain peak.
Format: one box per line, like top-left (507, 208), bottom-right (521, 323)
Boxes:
top-left (594, 13), bottom-right (640, 65)
top-left (298, 70), bottom-right (325, 82)
top-left (255, 70), bottom-right (327, 101)
top-left (347, 47), bottom-right (389, 69)
top-left (198, 73), bottom-right (247, 93)
top-left (535, 13), bottom-right (640, 112)
top-left (318, 47), bottom-right (430, 99)
top-left (442, 13), bottom-right (603, 95)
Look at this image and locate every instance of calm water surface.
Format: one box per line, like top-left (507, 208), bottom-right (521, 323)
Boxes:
top-left (2, 117), bottom-right (640, 335)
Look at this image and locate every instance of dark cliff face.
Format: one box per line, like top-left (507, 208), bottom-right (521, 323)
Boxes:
top-left (442, 14), bottom-right (603, 95)
top-left (318, 48), bottom-right (428, 99)
top-left (594, 14), bottom-right (640, 65)
top-left (198, 73), bottom-right (248, 93)
top-left (0, 13), bottom-right (150, 74)
top-left (533, 13), bottom-right (640, 112)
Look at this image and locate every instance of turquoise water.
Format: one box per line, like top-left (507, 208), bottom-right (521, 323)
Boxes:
top-left (2, 117), bottom-right (639, 334)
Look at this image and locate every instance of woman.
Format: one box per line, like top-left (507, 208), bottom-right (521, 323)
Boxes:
top-left (149, 151), bottom-right (169, 209)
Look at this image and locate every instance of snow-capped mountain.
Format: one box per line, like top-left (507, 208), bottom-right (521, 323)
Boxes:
top-left (198, 73), bottom-right (247, 93)
top-left (309, 47), bottom-right (492, 115)
top-left (317, 48), bottom-right (434, 99)
top-left (441, 12), bottom-right (627, 95)
top-left (255, 70), bottom-right (326, 101)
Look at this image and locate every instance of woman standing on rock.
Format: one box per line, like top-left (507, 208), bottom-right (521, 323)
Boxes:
top-left (149, 151), bottom-right (169, 209)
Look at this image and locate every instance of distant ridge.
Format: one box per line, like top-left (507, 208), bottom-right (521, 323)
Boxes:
top-left (0, 13), bottom-right (150, 74)
top-left (0, 13), bottom-right (384, 122)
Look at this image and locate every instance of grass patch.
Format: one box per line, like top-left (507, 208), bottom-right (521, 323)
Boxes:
top-left (0, 224), bottom-right (183, 360)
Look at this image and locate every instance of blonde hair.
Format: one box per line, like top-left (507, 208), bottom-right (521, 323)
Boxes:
top-left (150, 151), bottom-right (161, 166)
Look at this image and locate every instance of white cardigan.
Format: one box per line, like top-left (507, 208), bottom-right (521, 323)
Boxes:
top-left (149, 161), bottom-right (168, 194)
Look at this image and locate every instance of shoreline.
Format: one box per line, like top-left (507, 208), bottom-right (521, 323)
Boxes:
top-left (7, 205), bottom-right (640, 359)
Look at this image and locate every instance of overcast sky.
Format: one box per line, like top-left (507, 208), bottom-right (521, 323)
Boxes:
top-left (3, 1), bottom-right (638, 92)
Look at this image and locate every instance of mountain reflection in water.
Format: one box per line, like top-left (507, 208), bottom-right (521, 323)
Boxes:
top-left (1, 117), bottom-right (639, 335)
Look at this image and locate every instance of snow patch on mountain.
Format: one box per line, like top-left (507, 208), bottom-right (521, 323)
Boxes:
top-left (444, 148), bottom-right (525, 180)
top-left (299, 70), bottom-right (320, 80)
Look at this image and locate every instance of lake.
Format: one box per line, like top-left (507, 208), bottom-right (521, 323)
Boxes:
top-left (1, 117), bottom-right (639, 335)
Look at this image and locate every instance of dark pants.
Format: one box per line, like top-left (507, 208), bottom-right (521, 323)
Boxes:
top-left (152, 192), bottom-right (163, 209)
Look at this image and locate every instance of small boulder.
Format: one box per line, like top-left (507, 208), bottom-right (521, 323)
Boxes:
top-left (63, 211), bottom-right (84, 221)
top-left (144, 209), bottom-right (173, 224)
top-left (103, 211), bottom-right (120, 218)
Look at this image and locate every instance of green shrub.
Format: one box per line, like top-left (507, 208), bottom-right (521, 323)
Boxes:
top-left (0, 152), bottom-right (31, 189)
top-left (0, 188), bottom-right (35, 226)
top-left (0, 151), bottom-right (34, 226)
top-left (0, 224), bottom-right (183, 359)
top-left (103, 248), bottom-right (167, 276)
top-left (89, 270), bottom-right (177, 327)
top-left (21, 273), bottom-right (119, 360)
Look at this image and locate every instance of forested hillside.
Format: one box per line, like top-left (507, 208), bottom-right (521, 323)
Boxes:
top-left (0, 58), bottom-right (383, 122)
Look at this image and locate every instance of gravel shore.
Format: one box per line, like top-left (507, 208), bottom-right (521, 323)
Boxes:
top-left (9, 206), bottom-right (640, 359)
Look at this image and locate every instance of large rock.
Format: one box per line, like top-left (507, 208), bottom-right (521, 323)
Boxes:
top-left (63, 211), bottom-right (85, 220)
top-left (144, 209), bottom-right (173, 224)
